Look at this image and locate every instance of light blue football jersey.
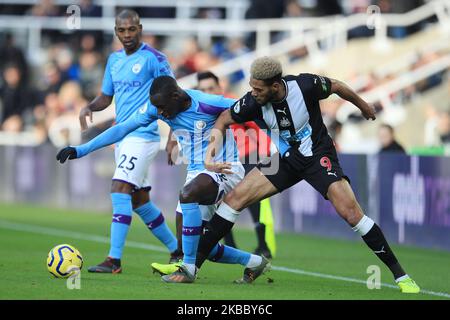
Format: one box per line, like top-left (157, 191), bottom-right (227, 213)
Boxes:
top-left (134, 89), bottom-right (239, 171)
top-left (102, 43), bottom-right (173, 142)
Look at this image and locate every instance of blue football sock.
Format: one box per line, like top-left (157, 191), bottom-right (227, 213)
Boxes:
top-left (109, 193), bottom-right (133, 259)
top-left (135, 201), bottom-right (177, 253)
top-left (180, 203), bottom-right (202, 265)
top-left (208, 243), bottom-right (251, 266)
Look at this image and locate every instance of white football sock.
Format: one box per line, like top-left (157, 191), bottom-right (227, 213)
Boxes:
top-left (246, 255), bottom-right (262, 268)
top-left (352, 215), bottom-right (375, 236)
top-left (216, 202), bottom-right (241, 223)
top-left (395, 274), bottom-right (410, 283)
top-left (184, 263), bottom-right (197, 275)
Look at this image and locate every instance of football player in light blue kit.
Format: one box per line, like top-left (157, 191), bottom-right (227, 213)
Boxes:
top-left (77, 10), bottom-right (180, 273)
top-left (58, 76), bottom-right (271, 284)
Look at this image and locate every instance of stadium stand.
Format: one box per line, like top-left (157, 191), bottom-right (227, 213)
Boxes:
top-left (0, 0), bottom-right (448, 155)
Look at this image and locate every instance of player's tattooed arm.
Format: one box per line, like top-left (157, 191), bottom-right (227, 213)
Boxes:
top-left (329, 78), bottom-right (376, 121)
top-left (79, 94), bottom-right (114, 131)
top-left (205, 109), bottom-right (236, 174)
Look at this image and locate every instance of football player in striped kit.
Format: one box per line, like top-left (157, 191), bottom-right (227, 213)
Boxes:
top-left (199, 56), bottom-right (420, 293)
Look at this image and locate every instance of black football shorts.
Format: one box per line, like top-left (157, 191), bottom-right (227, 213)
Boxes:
top-left (257, 143), bottom-right (349, 199)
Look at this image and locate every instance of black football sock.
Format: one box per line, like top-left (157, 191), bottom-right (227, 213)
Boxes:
top-left (196, 214), bottom-right (235, 269)
top-left (255, 223), bottom-right (268, 249)
top-left (248, 201), bottom-right (261, 223)
top-left (362, 224), bottom-right (406, 280)
top-left (248, 201), bottom-right (267, 249)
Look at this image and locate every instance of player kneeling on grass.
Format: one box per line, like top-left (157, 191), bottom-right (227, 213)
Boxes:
top-left (195, 56), bottom-right (420, 294)
top-left (56, 76), bottom-right (270, 284)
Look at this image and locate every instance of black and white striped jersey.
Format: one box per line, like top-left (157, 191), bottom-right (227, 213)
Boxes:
top-left (230, 73), bottom-right (333, 157)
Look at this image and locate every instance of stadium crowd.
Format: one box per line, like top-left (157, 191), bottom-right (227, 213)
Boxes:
top-left (0, 0), bottom-right (448, 151)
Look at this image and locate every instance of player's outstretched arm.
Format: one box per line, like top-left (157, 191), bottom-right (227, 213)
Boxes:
top-left (56, 115), bottom-right (142, 164)
top-left (205, 109), bottom-right (236, 174)
top-left (329, 78), bottom-right (376, 121)
top-left (79, 94), bottom-right (113, 131)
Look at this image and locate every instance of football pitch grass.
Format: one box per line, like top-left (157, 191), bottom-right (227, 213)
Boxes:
top-left (0, 202), bottom-right (449, 300)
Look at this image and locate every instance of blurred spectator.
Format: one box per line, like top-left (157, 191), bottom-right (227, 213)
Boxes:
top-left (244, 0), bottom-right (285, 49)
top-left (315, 0), bottom-right (342, 16)
top-left (423, 104), bottom-right (440, 146)
top-left (346, 0), bottom-right (374, 39)
top-left (192, 50), bottom-right (218, 73)
top-left (377, 0), bottom-right (425, 38)
top-left (79, 0), bottom-right (102, 17)
top-left (28, 0), bottom-right (62, 42)
top-left (219, 37), bottom-right (250, 84)
top-left (137, 6), bottom-right (176, 19)
top-left (58, 81), bottom-right (87, 115)
top-left (35, 92), bottom-right (60, 131)
top-left (39, 61), bottom-right (65, 94)
top-left (285, 0), bottom-right (303, 17)
top-left (32, 81), bottom-right (87, 145)
top-left (54, 45), bottom-right (79, 82)
top-left (0, 64), bottom-right (37, 131)
top-left (197, 71), bottom-right (232, 97)
top-left (278, 1), bottom-right (309, 62)
top-left (411, 51), bottom-right (445, 93)
top-left (175, 38), bottom-right (202, 77)
top-left (195, 7), bottom-right (225, 19)
top-left (329, 120), bottom-right (343, 152)
top-left (78, 51), bottom-right (103, 100)
top-left (80, 34), bottom-right (97, 53)
top-left (245, 0), bottom-right (285, 19)
top-left (142, 35), bottom-right (160, 50)
top-left (341, 0), bottom-right (371, 15)
top-left (0, 33), bottom-right (28, 84)
top-left (30, 0), bottom-right (59, 17)
top-left (438, 111), bottom-right (450, 145)
top-left (378, 124), bottom-right (406, 153)
top-left (75, 3), bottom-right (103, 50)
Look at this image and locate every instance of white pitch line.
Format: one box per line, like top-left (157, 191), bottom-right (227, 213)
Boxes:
top-left (1, 219), bottom-right (449, 299)
top-left (0, 219), bottom-right (166, 253)
top-left (271, 266), bottom-right (450, 298)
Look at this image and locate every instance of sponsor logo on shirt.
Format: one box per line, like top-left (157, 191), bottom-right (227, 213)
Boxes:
top-left (113, 80), bottom-right (143, 90)
top-left (280, 125), bottom-right (312, 144)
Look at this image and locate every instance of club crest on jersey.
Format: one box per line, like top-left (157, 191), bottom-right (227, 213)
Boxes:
top-left (280, 117), bottom-right (291, 128)
top-left (132, 63), bottom-right (142, 74)
top-left (195, 120), bottom-right (206, 130)
top-left (139, 103), bottom-right (147, 114)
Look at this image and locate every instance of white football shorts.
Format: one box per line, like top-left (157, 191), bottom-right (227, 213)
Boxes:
top-left (112, 136), bottom-right (160, 191)
top-left (176, 163), bottom-right (245, 221)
